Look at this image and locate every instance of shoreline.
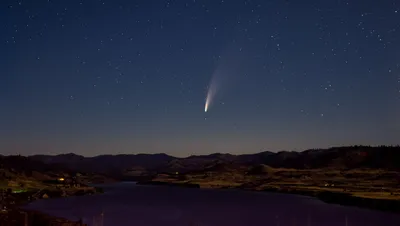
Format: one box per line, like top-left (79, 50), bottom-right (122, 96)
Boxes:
top-left (1, 186), bottom-right (103, 226)
top-left (261, 187), bottom-right (400, 214)
top-left (137, 180), bottom-right (400, 214)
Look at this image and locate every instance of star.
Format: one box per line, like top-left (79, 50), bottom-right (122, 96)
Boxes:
top-left (1, 0), bottom-right (398, 156)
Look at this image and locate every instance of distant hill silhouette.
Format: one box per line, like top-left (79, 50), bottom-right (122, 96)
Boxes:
top-left (29, 153), bottom-right (174, 173)
top-left (24, 146), bottom-right (400, 176)
top-left (0, 155), bottom-right (67, 174)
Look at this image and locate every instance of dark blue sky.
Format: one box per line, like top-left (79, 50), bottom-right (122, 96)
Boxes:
top-left (1, 0), bottom-right (399, 156)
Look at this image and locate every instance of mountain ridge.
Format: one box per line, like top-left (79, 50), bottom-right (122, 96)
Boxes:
top-left (22, 145), bottom-right (400, 175)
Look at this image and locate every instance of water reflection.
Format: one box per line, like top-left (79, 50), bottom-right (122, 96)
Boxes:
top-left (25, 183), bottom-right (400, 226)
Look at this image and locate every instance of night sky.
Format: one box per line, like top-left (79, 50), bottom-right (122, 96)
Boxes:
top-left (1, 0), bottom-right (400, 157)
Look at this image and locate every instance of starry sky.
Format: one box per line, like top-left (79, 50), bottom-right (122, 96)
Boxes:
top-left (1, 0), bottom-right (400, 157)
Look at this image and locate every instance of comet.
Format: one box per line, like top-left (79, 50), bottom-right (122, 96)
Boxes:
top-left (204, 75), bottom-right (217, 113)
top-left (203, 41), bottom-right (245, 113)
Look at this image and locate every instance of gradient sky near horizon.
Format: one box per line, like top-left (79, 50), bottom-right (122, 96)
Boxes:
top-left (1, 0), bottom-right (400, 157)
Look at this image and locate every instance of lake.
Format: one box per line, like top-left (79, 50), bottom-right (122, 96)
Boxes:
top-left (25, 182), bottom-right (400, 226)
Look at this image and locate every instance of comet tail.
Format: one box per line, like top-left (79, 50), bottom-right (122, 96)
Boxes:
top-left (204, 84), bottom-right (214, 113)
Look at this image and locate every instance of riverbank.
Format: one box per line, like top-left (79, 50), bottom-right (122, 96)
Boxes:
top-left (138, 180), bottom-right (400, 213)
top-left (136, 169), bottom-right (400, 214)
top-left (1, 186), bottom-right (101, 226)
top-left (261, 187), bottom-right (400, 213)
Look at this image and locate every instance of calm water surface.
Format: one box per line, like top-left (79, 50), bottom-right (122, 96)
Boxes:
top-left (25, 182), bottom-right (400, 226)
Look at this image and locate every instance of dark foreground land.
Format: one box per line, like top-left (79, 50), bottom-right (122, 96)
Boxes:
top-left (1, 145), bottom-right (400, 225)
top-left (0, 184), bottom-right (102, 226)
top-left (0, 209), bottom-right (86, 226)
top-left (0, 186), bottom-right (97, 226)
top-left (0, 156), bottom-right (109, 225)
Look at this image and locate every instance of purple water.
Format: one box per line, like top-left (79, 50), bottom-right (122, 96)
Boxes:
top-left (25, 182), bottom-right (400, 226)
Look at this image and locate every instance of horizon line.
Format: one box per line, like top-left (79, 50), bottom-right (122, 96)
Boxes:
top-left (3, 144), bottom-right (399, 159)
